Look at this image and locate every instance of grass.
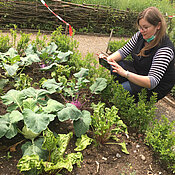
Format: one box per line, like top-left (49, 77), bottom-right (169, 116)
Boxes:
top-left (65, 0), bottom-right (175, 15)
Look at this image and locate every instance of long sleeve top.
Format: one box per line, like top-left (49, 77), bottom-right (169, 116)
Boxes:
top-left (118, 31), bottom-right (174, 90)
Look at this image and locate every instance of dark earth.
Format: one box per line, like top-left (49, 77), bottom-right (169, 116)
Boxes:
top-left (0, 33), bottom-right (174, 175)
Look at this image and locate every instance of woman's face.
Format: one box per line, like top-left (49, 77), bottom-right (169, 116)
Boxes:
top-left (138, 18), bottom-right (160, 40)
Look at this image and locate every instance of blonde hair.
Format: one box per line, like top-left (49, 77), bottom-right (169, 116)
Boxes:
top-left (137, 7), bottom-right (167, 57)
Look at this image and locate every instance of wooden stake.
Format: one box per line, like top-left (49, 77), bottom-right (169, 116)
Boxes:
top-left (65, 24), bottom-right (69, 35)
top-left (106, 29), bottom-right (113, 53)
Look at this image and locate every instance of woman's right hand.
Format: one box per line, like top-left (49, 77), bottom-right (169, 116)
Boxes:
top-left (97, 53), bottom-right (108, 59)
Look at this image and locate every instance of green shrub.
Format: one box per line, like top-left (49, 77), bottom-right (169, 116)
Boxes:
top-left (145, 116), bottom-right (175, 173)
top-left (109, 81), bottom-right (157, 133)
top-left (0, 31), bottom-right (11, 52)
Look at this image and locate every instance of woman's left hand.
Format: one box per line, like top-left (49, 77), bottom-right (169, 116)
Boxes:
top-left (108, 60), bottom-right (127, 78)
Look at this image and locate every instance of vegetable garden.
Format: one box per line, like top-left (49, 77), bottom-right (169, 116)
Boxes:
top-left (0, 0), bottom-right (175, 174)
top-left (0, 26), bottom-right (174, 175)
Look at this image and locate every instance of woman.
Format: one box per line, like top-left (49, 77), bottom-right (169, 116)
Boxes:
top-left (99, 7), bottom-right (175, 101)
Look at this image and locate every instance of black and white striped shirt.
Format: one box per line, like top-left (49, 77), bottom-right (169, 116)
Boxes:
top-left (118, 31), bottom-right (174, 90)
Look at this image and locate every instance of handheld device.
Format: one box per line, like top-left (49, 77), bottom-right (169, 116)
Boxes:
top-left (99, 58), bottom-right (111, 70)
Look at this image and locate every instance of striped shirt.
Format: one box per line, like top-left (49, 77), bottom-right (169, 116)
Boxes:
top-left (118, 31), bottom-right (174, 90)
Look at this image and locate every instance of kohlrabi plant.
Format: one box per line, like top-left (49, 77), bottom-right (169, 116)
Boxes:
top-left (36, 42), bottom-right (73, 68)
top-left (0, 87), bottom-right (55, 141)
top-left (42, 67), bottom-right (108, 110)
top-left (91, 102), bottom-right (129, 154)
top-left (0, 45), bottom-right (40, 77)
top-left (0, 86), bottom-right (93, 139)
top-left (17, 128), bottom-right (93, 175)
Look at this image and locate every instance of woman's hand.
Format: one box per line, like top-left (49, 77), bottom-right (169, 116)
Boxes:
top-left (108, 59), bottom-right (127, 78)
top-left (97, 53), bottom-right (108, 59)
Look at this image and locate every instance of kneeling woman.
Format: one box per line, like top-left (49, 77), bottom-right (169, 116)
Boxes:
top-left (99, 7), bottom-right (175, 101)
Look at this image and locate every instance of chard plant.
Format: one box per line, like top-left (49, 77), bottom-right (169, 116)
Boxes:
top-left (14, 73), bottom-right (33, 90)
top-left (17, 128), bottom-right (93, 175)
top-left (90, 102), bottom-right (129, 154)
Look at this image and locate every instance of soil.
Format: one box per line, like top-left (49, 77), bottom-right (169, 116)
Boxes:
top-left (0, 32), bottom-right (175, 175)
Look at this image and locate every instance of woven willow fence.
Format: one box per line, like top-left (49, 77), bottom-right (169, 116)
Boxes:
top-left (0, 0), bottom-right (138, 35)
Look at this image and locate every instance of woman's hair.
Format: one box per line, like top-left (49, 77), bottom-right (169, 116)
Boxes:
top-left (137, 7), bottom-right (167, 57)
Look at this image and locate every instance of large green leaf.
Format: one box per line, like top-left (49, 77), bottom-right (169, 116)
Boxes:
top-left (3, 63), bottom-right (19, 76)
top-left (21, 54), bottom-right (40, 66)
top-left (0, 79), bottom-right (9, 89)
top-left (21, 138), bottom-right (48, 160)
top-left (42, 99), bottom-right (64, 113)
top-left (73, 68), bottom-right (89, 78)
top-left (90, 78), bottom-right (107, 94)
top-left (0, 111), bottom-right (23, 139)
top-left (0, 114), bottom-right (9, 138)
top-left (22, 87), bottom-right (50, 101)
top-left (23, 109), bottom-right (55, 133)
top-left (1, 89), bottom-right (26, 110)
top-left (57, 103), bottom-right (82, 122)
top-left (55, 50), bottom-right (73, 63)
top-left (73, 110), bottom-right (91, 137)
top-left (9, 110), bottom-right (23, 123)
top-left (41, 42), bottom-right (58, 55)
top-left (23, 98), bottom-right (39, 112)
top-left (25, 44), bottom-right (35, 55)
top-left (4, 48), bottom-right (18, 59)
top-left (5, 123), bottom-right (18, 139)
top-left (42, 79), bottom-right (63, 94)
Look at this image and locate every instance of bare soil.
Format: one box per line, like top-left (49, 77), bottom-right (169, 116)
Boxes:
top-left (0, 33), bottom-right (174, 175)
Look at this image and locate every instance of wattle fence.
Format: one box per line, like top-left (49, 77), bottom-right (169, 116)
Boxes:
top-left (0, 0), bottom-right (139, 35)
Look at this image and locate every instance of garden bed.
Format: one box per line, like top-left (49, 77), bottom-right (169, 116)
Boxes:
top-left (0, 32), bottom-right (174, 175)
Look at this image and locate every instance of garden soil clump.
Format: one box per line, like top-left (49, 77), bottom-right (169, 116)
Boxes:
top-left (0, 33), bottom-right (174, 175)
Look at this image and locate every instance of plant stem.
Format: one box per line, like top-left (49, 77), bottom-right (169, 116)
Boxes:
top-left (60, 93), bottom-right (69, 103)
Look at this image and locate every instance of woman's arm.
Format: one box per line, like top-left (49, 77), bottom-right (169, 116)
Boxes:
top-left (109, 60), bottom-right (151, 88)
top-left (109, 46), bottom-right (174, 89)
top-left (107, 32), bottom-right (140, 62)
